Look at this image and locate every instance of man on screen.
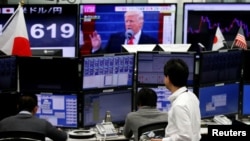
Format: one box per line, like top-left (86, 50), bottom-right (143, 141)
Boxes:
top-left (89, 10), bottom-right (158, 54)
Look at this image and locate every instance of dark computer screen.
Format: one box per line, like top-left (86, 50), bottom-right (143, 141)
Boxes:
top-left (0, 4), bottom-right (78, 57)
top-left (82, 89), bottom-right (133, 127)
top-left (0, 93), bottom-right (19, 121)
top-left (198, 83), bottom-right (240, 118)
top-left (198, 49), bottom-right (242, 85)
top-left (183, 3), bottom-right (250, 50)
top-left (36, 93), bottom-right (78, 128)
top-left (18, 56), bottom-right (80, 93)
top-left (81, 53), bottom-right (135, 90)
top-left (242, 50), bottom-right (250, 83)
top-left (241, 84), bottom-right (250, 116)
top-left (136, 51), bottom-right (197, 86)
top-left (0, 56), bottom-right (17, 93)
top-left (79, 3), bottom-right (177, 55)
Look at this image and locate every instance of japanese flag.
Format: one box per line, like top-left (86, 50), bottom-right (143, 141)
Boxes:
top-left (212, 26), bottom-right (225, 51)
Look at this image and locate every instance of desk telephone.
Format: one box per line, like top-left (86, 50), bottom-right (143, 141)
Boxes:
top-left (213, 115), bottom-right (232, 125)
top-left (96, 122), bottom-right (118, 136)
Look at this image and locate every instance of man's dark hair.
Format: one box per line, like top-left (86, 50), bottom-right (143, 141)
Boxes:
top-left (18, 94), bottom-right (38, 112)
top-left (164, 58), bottom-right (189, 87)
top-left (136, 87), bottom-right (157, 107)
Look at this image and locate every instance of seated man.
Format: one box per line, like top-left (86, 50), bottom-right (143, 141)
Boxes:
top-left (123, 87), bottom-right (168, 141)
top-left (0, 94), bottom-right (67, 141)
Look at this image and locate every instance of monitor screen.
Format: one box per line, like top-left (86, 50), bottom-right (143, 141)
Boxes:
top-left (136, 51), bottom-right (197, 86)
top-left (242, 50), bottom-right (250, 83)
top-left (0, 56), bottom-right (17, 93)
top-left (0, 4), bottom-right (78, 57)
top-left (81, 53), bottom-right (135, 90)
top-left (79, 3), bottom-right (177, 55)
top-left (241, 84), bottom-right (250, 116)
top-left (36, 93), bottom-right (78, 128)
top-left (18, 56), bottom-right (80, 93)
top-left (183, 3), bottom-right (250, 50)
top-left (82, 89), bottom-right (133, 127)
top-left (198, 83), bottom-right (240, 119)
top-left (0, 93), bottom-right (19, 121)
top-left (198, 49), bottom-right (242, 85)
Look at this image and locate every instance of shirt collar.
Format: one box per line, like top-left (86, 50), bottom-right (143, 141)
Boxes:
top-left (168, 86), bottom-right (188, 102)
top-left (19, 111), bottom-right (32, 115)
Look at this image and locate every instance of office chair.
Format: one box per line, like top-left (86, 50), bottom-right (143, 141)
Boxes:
top-left (138, 121), bottom-right (168, 141)
top-left (0, 131), bottom-right (45, 141)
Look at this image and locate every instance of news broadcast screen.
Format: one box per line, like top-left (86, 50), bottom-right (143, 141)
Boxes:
top-left (0, 4), bottom-right (78, 57)
top-left (79, 3), bottom-right (177, 55)
top-left (183, 3), bottom-right (250, 50)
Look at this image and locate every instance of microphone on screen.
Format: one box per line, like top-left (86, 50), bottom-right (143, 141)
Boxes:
top-left (125, 29), bottom-right (134, 40)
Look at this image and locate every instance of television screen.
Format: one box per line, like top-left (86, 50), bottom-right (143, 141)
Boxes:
top-left (81, 53), bottom-right (135, 90)
top-left (136, 51), bottom-right (197, 87)
top-left (198, 83), bottom-right (240, 119)
top-left (0, 4), bottom-right (78, 57)
top-left (0, 56), bottom-right (17, 93)
top-left (79, 3), bottom-right (177, 55)
top-left (0, 93), bottom-right (19, 121)
top-left (183, 3), bottom-right (250, 50)
top-left (198, 49), bottom-right (242, 85)
top-left (241, 84), bottom-right (250, 116)
top-left (36, 93), bottom-right (78, 128)
top-left (18, 56), bottom-right (80, 93)
top-left (82, 89), bottom-right (133, 127)
top-left (242, 49), bottom-right (250, 83)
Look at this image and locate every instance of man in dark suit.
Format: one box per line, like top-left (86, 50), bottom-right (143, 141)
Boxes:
top-left (0, 94), bottom-right (67, 141)
top-left (90, 10), bottom-right (158, 54)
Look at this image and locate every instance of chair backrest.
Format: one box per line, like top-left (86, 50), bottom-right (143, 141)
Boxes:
top-left (138, 121), bottom-right (168, 141)
top-left (0, 131), bottom-right (45, 141)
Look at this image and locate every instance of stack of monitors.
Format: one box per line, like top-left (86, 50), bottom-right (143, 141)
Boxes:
top-left (0, 4), bottom-right (78, 57)
top-left (0, 56), bottom-right (17, 93)
top-left (36, 93), bottom-right (78, 128)
top-left (136, 51), bottom-right (197, 87)
top-left (78, 3), bottom-right (177, 55)
top-left (183, 3), bottom-right (250, 50)
top-left (18, 56), bottom-right (80, 93)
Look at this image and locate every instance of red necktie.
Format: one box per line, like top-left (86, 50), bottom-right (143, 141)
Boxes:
top-left (127, 37), bottom-right (134, 45)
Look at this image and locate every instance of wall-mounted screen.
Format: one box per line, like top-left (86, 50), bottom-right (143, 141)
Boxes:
top-left (183, 3), bottom-right (250, 50)
top-left (0, 4), bottom-right (78, 57)
top-left (82, 89), bottom-right (133, 127)
top-left (79, 3), bottom-right (177, 55)
top-left (18, 56), bottom-right (80, 93)
top-left (198, 49), bottom-right (242, 86)
top-left (198, 83), bottom-right (240, 119)
top-left (136, 51), bottom-right (197, 87)
top-left (81, 53), bottom-right (135, 90)
top-left (0, 56), bottom-right (17, 93)
top-left (36, 93), bottom-right (78, 128)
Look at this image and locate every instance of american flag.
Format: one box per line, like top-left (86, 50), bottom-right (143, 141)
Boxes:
top-left (232, 27), bottom-right (247, 50)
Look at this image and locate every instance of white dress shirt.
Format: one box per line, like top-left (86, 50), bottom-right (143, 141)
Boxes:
top-left (162, 87), bottom-right (201, 141)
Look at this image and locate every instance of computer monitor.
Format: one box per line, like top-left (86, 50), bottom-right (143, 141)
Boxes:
top-left (0, 4), bottom-right (78, 57)
top-left (36, 93), bottom-right (78, 128)
top-left (0, 56), bottom-right (17, 93)
top-left (198, 83), bottom-right (240, 119)
top-left (136, 51), bottom-right (197, 87)
top-left (198, 49), bottom-right (242, 86)
top-left (82, 88), bottom-right (133, 128)
top-left (241, 84), bottom-right (250, 116)
top-left (242, 49), bottom-right (250, 83)
top-left (18, 56), bottom-right (80, 93)
top-left (0, 93), bottom-right (19, 121)
top-left (183, 3), bottom-right (250, 50)
top-left (81, 53), bottom-right (135, 90)
top-left (79, 3), bottom-right (177, 55)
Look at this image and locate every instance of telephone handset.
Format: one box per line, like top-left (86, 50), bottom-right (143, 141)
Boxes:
top-left (96, 122), bottom-right (118, 136)
top-left (213, 115), bottom-right (232, 125)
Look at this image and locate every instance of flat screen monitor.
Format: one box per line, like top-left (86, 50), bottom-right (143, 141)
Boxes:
top-left (241, 84), bottom-right (250, 116)
top-left (0, 4), bottom-right (78, 57)
top-left (81, 53), bottom-right (135, 90)
top-left (79, 3), bottom-right (177, 55)
top-left (0, 93), bottom-right (19, 121)
top-left (198, 49), bottom-right (242, 85)
top-left (36, 93), bottom-right (78, 128)
top-left (183, 3), bottom-right (250, 50)
top-left (242, 49), bottom-right (250, 83)
top-left (18, 56), bottom-right (80, 93)
top-left (82, 88), bottom-right (133, 127)
top-left (198, 83), bottom-right (240, 119)
top-left (136, 51), bottom-right (197, 87)
top-left (0, 56), bottom-right (17, 93)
